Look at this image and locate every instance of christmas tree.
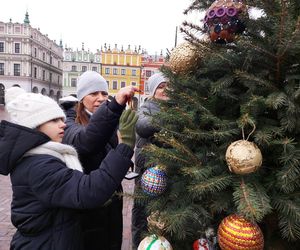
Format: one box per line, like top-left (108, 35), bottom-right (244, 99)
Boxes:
top-left (135, 0), bottom-right (300, 249)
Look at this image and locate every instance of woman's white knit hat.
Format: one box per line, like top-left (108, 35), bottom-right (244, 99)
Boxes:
top-left (5, 89), bottom-right (66, 129)
top-left (147, 72), bottom-right (169, 97)
top-left (77, 71), bottom-right (108, 101)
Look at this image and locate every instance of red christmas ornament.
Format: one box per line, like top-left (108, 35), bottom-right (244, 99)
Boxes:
top-left (193, 238), bottom-right (210, 250)
top-left (218, 214), bottom-right (264, 250)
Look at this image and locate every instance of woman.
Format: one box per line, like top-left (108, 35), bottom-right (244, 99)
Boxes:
top-left (63, 70), bottom-right (137, 250)
top-left (131, 72), bottom-right (170, 249)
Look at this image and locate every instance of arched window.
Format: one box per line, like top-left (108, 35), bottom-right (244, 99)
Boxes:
top-left (32, 86), bottom-right (38, 93)
top-left (41, 88), bottom-right (47, 95)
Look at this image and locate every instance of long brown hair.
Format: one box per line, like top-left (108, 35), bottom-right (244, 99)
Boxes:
top-left (75, 102), bottom-right (89, 126)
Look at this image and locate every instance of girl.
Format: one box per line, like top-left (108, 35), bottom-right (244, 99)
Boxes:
top-left (0, 89), bottom-right (137, 250)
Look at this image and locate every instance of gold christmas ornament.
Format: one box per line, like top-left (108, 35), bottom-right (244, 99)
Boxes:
top-left (168, 42), bottom-right (201, 75)
top-left (147, 211), bottom-right (166, 231)
top-left (218, 214), bottom-right (264, 250)
top-left (225, 140), bottom-right (262, 175)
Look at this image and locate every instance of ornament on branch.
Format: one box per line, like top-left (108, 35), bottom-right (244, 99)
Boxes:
top-left (204, 0), bottom-right (248, 43)
top-left (225, 139), bottom-right (262, 175)
top-left (217, 214), bottom-right (264, 250)
top-left (147, 211), bottom-right (166, 232)
top-left (193, 227), bottom-right (217, 250)
top-left (141, 166), bottom-right (167, 196)
top-left (168, 42), bottom-right (201, 75)
top-left (193, 238), bottom-right (213, 250)
top-left (138, 234), bottom-right (173, 250)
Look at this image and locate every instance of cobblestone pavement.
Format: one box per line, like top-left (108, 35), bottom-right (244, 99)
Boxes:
top-left (0, 106), bottom-right (134, 250)
top-left (0, 175), bottom-right (134, 250)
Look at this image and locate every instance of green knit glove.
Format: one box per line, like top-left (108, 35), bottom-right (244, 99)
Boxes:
top-left (119, 109), bottom-right (138, 149)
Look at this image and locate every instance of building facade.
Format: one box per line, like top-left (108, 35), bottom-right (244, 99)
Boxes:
top-left (0, 12), bottom-right (63, 104)
top-left (62, 43), bottom-right (101, 96)
top-left (100, 44), bottom-right (142, 108)
top-left (140, 51), bottom-right (165, 103)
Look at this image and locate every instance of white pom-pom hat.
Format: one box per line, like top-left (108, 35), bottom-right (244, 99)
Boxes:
top-left (5, 91), bottom-right (66, 129)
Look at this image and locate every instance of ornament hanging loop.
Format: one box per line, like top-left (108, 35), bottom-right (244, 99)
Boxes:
top-left (241, 120), bottom-right (256, 141)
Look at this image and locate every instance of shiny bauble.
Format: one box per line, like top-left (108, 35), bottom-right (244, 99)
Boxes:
top-left (138, 234), bottom-right (173, 250)
top-left (204, 0), bottom-right (248, 43)
top-left (218, 214), bottom-right (264, 250)
top-left (225, 140), bottom-right (262, 175)
top-left (141, 166), bottom-right (167, 196)
top-left (168, 42), bottom-right (201, 75)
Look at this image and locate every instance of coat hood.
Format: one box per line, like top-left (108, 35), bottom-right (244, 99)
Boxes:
top-left (0, 120), bottom-right (50, 175)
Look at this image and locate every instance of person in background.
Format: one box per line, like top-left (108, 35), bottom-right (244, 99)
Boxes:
top-left (0, 89), bottom-right (137, 250)
top-left (63, 70), bottom-right (138, 250)
top-left (131, 72), bottom-right (170, 249)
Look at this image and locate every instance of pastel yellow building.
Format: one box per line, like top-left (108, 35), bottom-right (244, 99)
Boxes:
top-left (101, 44), bottom-right (142, 97)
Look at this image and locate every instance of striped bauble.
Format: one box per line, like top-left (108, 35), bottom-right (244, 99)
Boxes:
top-left (218, 214), bottom-right (264, 250)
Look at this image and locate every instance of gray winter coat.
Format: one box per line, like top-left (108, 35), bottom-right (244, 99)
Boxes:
top-left (135, 99), bottom-right (160, 173)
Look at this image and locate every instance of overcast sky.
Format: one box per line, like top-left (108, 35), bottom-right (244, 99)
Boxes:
top-left (0, 0), bottom-right (203, 55)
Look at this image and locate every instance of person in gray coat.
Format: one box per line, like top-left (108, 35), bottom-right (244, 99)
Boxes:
top-left (131, 72), bottom-right (170, 249)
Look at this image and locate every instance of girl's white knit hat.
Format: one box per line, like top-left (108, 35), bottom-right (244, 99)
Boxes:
top-left (5, 88), bottom-right (66, 129)
top-left (77, 71), bottom-right (108, 101)
top-left (148, 72), bottom-right (169, 97)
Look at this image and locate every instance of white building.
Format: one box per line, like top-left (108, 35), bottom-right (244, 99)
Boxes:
top-left (0, 12), bottom-right (63, 105)
top-left (62, 43), bottom-right (101, 97)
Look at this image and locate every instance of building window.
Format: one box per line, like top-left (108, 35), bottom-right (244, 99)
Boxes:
top-left (34, 48), bottom-right (37, 57)
top-left (71, 65), bottom-right (77, 71)
top-left (92, 66), bottom-right (97, 71)
top-left (113, 81), bottom-right (118, 90)
top-left (146, 70), bottom-right (152, 77)
top-left (121, 69), bottom-right (126, 75)
top-left (50, 56), bottom-right (52, 65)
top-left (121, 81), bottom-right (126, 88)
top-left (15, 43), bottom-right (20, 53)
top-left (42, 70), bottom-right (45, 81)
top-left (34, 67), bottom-right (37, 78)
top-left (0, 63), bottom-right (4, 75)
top-left (0, 42), bottom-right (4, 53)
top-left (58, 75), bottom-right (60, 85)
top-left (14, 64), bottom-right (20, 76)
top-left (49, 73), bottom-right (52, 83)
top-left (71, 78), bottom-right (77, 87)
top-left (58, 61), bottom-right (60, 68)
top-left (132, 69), bottom-right (136, 76)
top-left (113, 68), bottom-right (118, 75)
top-left (131, 82), bottom-right (136, 86)
top-left (82, 66), bottom-right (87, 72)
top-left (105, 68), bottom-right (110, 74)
top-left (43, 52), bottom-right (45, 61)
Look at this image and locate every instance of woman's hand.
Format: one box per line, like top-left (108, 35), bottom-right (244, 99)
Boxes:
top-left (115, 86), bottom-right (139, 105)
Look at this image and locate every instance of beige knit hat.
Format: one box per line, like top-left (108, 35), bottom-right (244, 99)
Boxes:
top-left (5, 90), bottom-right (66, 129)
